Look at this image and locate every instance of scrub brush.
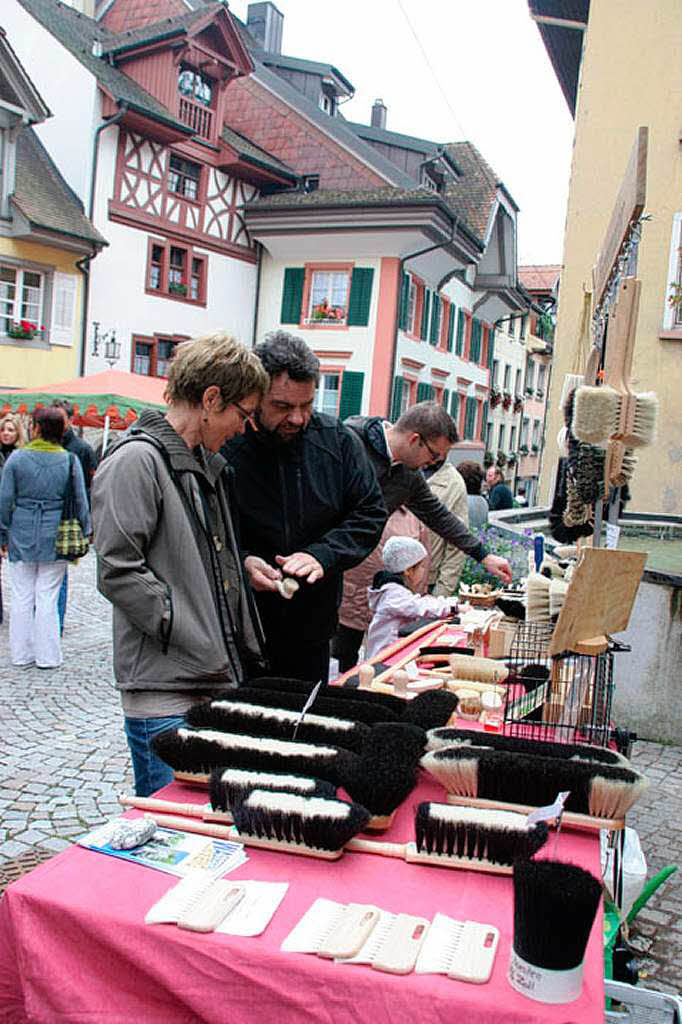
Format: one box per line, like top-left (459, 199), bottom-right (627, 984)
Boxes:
top-left (525, 573), bottom-right (551, 623)
top-left (573, 385), bottom-right (658, 448)
top-left (549, 579), bottom-right (569, 621)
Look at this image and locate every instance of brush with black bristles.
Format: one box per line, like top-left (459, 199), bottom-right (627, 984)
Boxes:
top-left (426, 727), bottom-right (629, 766)
top-left (151, 727), bottom-right (341, 785)
top-left (225, 790), bottom-right (549, 874)
top-left (400, 689), bottom-right (460, 730)
top-left (120, 768), bottom-right (335, 826)
top-left (185, 698), bottom-right (369, 752)
top-left (225, 687), bottom-right (400, 725)
top-left (508, 859), bottom-right (602, 1003)
top-left (247, 676), bottom-right (405, 715)
top-left (420, 746), bottom-right (648, 828)
top-left (336, 722), bottom-right (427, 829)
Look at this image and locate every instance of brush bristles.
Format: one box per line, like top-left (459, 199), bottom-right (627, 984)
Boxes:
top-left (626, 392), bottom-right (658, 446)
top-left (449, 655), bottom-right (508, 684)
top-left (573, 385), bottom-right (620, 444)
top-left (337, 723), bottom-right (426, 815)
top-left (152, 727), bottom-right (340, 783)
top-left (186, 699), bottom-right (368, 752)
top-left (209, 768), bottom-right (336, 813)
top-left (421, 747), bottom-right (647, 818)
top-left (400, 690), bottom-right (459, 730)
top-left (227, 688), bottom-right (400, 725)
top-left (525, 574), bottom-right (551, 623)
top-left (425, 728), bottom-right (628, 766)
top-left (231, 790), bottom-right (370, 851)
top-left (416, 802), bottom-right (548, 865)
top-left (247, 677), bottom-right (406, 715)
top-left (513, 859), bottom-right (602, 970)
top-left (549, 579), bottom-right (569, 619)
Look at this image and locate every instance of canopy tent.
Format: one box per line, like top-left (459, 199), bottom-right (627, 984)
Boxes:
top-left (0, 370), bottom-right (167, 431)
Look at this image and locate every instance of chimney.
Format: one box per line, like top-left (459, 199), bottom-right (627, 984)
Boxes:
top-left (247, 2), bottom-right (284, 55)
top-left (371, 99), bottom-right (387, 130)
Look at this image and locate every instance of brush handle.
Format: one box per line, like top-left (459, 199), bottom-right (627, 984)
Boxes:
top-left (333, 620), bottom-right (452, 686)
top-left (119, 795), bottom-right (209, 819)
top-left (444, 679), bottom-right (506, 697)
top-left (143, 812), bottom-right (234, 840)
top-left (444, 794), bottom-right (624, 832)
top-left (373, 623), bottom-right (450, 686)
top-left (345, 838), bottom-right (407, 858)
top-left (174, 771), bottom-right (209, 785)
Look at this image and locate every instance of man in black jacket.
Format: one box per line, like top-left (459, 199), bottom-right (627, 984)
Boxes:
top-left (333, 403), bottom-right (512, 670)
top-left (223, 332), bottom-right (386, 685)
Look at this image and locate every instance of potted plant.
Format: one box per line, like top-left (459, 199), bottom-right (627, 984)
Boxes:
top-left (483, 450), bottom-right (494, 467)
top-left (513, 395), bottom-right (524, 413)
top-left (536, 388), bottom-right (544, 399)
top-left (169, 282), bottom-right (187, 297)
top-left (496, 451), bottom-right (507, 468)
top-left (531, 443), bottom-right (539, 454)
top-left (525, 385), bottom-right (534, 397)
top-left (502, 391), bottom-right (512, 410)
top-left (7, 319), bottom-right (43, 340)
top-left (507, 452), bottom-right (517, 466)
top-left (519, 444), bottom-right (529, 456)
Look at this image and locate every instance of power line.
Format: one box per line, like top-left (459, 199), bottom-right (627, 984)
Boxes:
top-left (395, 0), bottom-right (469, 140)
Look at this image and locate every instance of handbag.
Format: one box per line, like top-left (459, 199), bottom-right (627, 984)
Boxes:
top-left (55, 453), bottom-right (89, 561)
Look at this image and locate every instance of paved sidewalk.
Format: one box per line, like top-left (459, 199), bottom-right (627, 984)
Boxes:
top-left (0, 552), bottom-right (679, 995)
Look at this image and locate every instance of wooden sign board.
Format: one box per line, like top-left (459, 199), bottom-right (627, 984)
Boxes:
top-left (549, 548), bottom-right (646, 656)
top-left (592, 126), bottom-right (648, 311)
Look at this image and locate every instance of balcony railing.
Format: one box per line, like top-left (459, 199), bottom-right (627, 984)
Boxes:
top-left (178, 97), bottom-right (214, 141)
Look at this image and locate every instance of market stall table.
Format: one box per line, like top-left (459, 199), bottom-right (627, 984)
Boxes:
top-left (0, 773), bottom-right (604, 1023)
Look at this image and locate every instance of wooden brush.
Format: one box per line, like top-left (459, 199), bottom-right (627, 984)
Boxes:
top-left (573, 384), bottom-right (658, 448)
top-left (151, 727), bottom-right (341, 785)
top-left (448, 655), bottom-right (508, 684)
top-left (425, 727), bottom-right (629, 766)
top-left (420, 747), bottom-right (648, 828)
top-left (208, 688), bottom-right (401, 725)
top-left (185, 699), bottom-right (369, 753)
top-left (509, 859), bottom-right (602, 1003)
top-left (525, 574), bottom-right (551, 624)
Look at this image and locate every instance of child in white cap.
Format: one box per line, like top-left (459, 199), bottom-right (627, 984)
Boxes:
top-left (365, 536), bottom-right (461, 658)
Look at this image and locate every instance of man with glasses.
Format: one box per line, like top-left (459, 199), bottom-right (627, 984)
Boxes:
top-left (223, 331), bottom-right (385, 685)
top-left (333, 401), bottom-right (512, 672)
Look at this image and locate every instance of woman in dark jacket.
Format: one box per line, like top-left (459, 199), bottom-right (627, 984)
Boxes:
top-left (0, 407), bottom-right (90, 669)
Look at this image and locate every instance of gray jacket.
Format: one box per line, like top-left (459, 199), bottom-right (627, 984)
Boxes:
top-left (0, 446), bottom-right (90, 562)
top-left (92, 410), bottom-right (264, 694)
top-left (344, 416), bottom-right (486, 563)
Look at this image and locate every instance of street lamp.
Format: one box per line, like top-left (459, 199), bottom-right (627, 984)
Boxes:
top-left (91, 321), bottom-right (121, 368)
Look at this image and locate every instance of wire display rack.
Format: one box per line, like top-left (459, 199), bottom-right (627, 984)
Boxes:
top-left (503, 621), bottom-right (615, 747)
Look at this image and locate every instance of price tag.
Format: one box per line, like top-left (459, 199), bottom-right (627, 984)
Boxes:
top-left (526, 791), bottom-right (570, 826)
top-left (292, 679), bottom-right (323, 739)
top-left (605, 523), bottom-right (621, 549)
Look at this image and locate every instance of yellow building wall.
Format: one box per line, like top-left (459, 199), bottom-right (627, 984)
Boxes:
top-left (539, 0), bottom-right (682, 514)
top-left (0, 238), bottom-right (83, 390)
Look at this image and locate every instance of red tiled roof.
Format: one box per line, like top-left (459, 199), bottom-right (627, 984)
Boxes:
top-left (518, 264), bottom-right (561, 292)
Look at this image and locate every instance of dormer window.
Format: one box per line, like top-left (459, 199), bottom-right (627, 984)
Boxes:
top-left (177, 66), bottom-right (215, 141)
top-left (319, 88), bottom-right (337, 117)
top-left (420, 169), bottom-right (440, 193)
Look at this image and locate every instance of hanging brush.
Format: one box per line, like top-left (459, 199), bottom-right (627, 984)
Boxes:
top-left (549, 579), bottom-right (569, 621)
top-left (218, 688), bottom-right (400, 726)
top-left (247, 676), bottom-right (405, 715)
top-left (573, 385), bottom-right (658, 448)
top-left (508, 859), bottom-right (602, 1004)
top-left (185, 699), bottom-right (369, 753)
top-left (151, 727), bottom-right (341, 785)
top-left (420, 746), bottom-right (648, 828)
top-left (119, 769), bottom-right (336, 826)
top-left (336, 722), bottom-right (427, 829)
top-left (425, 727), bottom-right (629, 766)
top-left (525, 574), bottom-right (551, 624)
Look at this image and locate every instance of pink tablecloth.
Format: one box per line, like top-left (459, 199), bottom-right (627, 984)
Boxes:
top-left (0, 773), bottom-right (604, 1024)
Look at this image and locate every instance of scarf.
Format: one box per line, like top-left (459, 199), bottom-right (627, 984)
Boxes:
top-left (25, 439), bottom-right (65, 453)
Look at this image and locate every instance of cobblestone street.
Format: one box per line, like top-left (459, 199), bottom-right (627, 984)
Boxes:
top-left (0, 552), bottom-right (679, 996)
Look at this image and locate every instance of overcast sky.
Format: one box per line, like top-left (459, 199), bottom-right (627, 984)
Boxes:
top-left (230, 0), bottom-right (576, 266)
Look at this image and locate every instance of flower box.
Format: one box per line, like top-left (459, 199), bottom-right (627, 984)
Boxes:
top-left (6, 320), bottom-right (43, 340)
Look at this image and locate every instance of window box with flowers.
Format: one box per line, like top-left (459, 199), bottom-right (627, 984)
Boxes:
top-left (7, 319), bottom-right (44, 340)
top-left (507, 452), bottom-right (517, 466)
top-left (531, 443), bottom-right (539, 454)
top-left (525, 385), bottom-right (534, 397)
top-left (489, 388), bottom-right (501, 409)
top-left (502, 391), bottom-right (512, 410)
top-left (513, 395), bottom-right (524, 413)
top-left (496, 451), bottom-right (507, 468)
top-left (536, 388), bottom-right (544, 400)
top-left (519, 444), bottom-right (529, 456)
top-left (484, 450), bottom-right (494, 467)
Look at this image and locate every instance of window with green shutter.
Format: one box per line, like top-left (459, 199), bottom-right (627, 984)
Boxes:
top-left (447, 304), bottom-right (456, 351)
top-left (463, 396), bottom-right (478, 440)
top-left (420, 288), bottom-right (431, 340)
top-left (429, 294), bottom-right (441, 345)
top-left (391, 376), bottom-right (404, 420)
top-left (443, 388), bottom-right (450, 409)
top-left (416, 382), bottom-right (434, 402)
top-left (338, 370), bottom-right (364, 419)
top-left (398, 272), bottom-right (410, 331)
top-left (450, 391), bottom-right (460, 424)
top-left (488, 327), bottom-right (495, 369)
top-left (456, 309), bottom-right (465, 355)
top-left (280, 267), bottom-right (304, 324)
top-left (470, 318), bottom-right (482, 363)
top-left (346, 268), bottom-right (374, 326)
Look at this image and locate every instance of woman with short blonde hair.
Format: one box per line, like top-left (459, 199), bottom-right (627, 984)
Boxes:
top-left (92, 332), bottom-right (269, 797)
top-left (0, 412), bottom-right (26, 456)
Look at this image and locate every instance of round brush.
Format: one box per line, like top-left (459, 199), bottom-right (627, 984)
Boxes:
top-left (508, 859), bottom-right (602, 1004)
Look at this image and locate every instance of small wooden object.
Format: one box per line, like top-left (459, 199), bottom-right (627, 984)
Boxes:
top-left (357, 664), bottom-right (375, 690)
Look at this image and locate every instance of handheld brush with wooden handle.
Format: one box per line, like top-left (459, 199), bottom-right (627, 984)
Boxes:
top-left (216, 687), bottom-right (401, 726)
top-left (420, 746), bottom-right (648, 829)
top-left (247, 676), bottom-right (406, 715)
top-left (426, 727), bottom-right (629, 766)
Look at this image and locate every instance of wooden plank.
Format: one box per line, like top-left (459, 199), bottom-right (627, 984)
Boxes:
top-left (548, 548), bottom-right (646, 656)
top-left (592, 127), bottom-right (648, 310)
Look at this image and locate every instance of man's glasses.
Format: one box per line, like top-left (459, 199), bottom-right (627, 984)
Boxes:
top-left (419, 434), bottom-right (440, 463)
top-left (233, 402), bottom-right (257, 428)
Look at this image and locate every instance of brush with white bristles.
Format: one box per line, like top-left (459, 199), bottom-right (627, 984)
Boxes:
top-left (525, 573), bottom-right (551, 623)
top-left (420, 746), bottom-right (648, 828)
top-left (186, 699), bottom-right (368, 752)
top-left (425, 727), bottom-right (629, 766)
top-left (448, 655), bottom-right (508, 684)
top-left (549, 578), bottom-right (569, 621)
top-left (151, 727), bottom-right (341, 785)
top-left (573, 384), bottom-right (658, 448)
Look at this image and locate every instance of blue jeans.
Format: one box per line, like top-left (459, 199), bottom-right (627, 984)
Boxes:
top-left (124, 715), bottom-right (186, 797)
top-left (58, 572), bottom-right (67, 635)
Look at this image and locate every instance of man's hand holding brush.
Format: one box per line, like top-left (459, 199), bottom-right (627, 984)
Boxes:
top-left (244, 552), bottom-right (324, 591)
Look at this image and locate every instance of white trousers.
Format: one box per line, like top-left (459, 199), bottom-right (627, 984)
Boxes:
top-left (9, 561), bottom-right (66, 668)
